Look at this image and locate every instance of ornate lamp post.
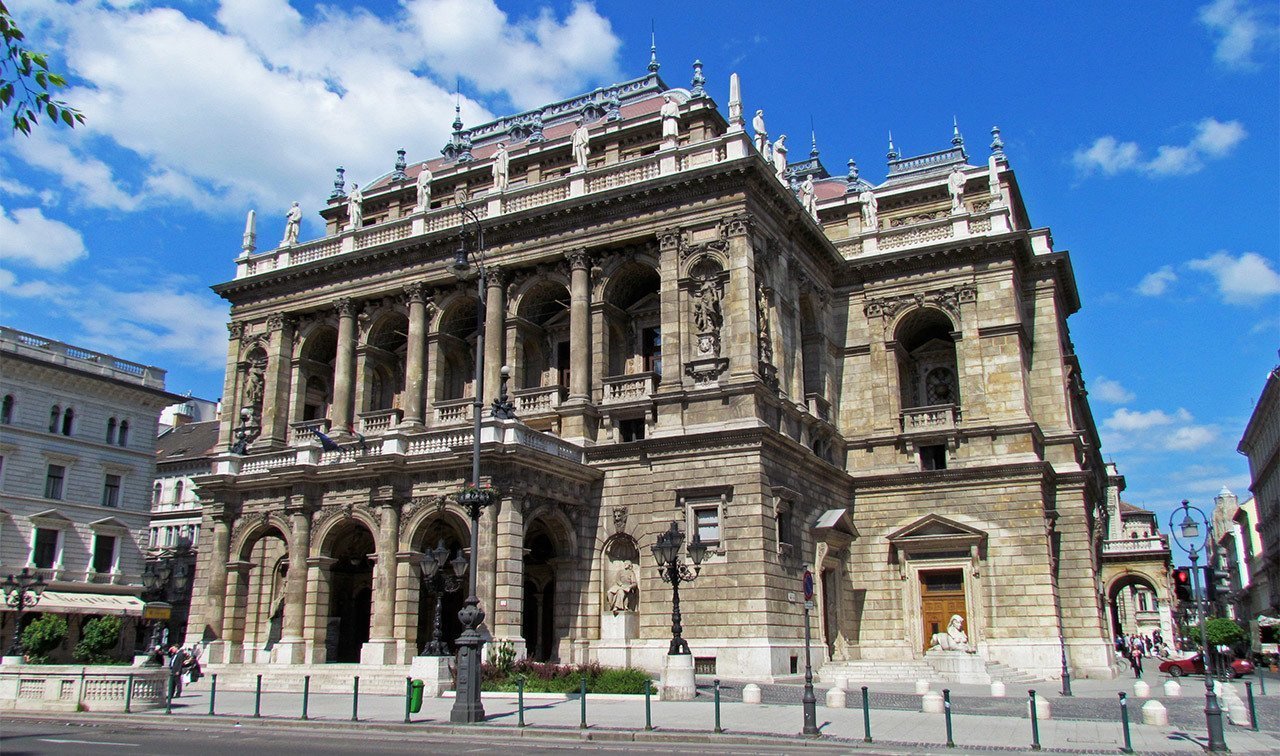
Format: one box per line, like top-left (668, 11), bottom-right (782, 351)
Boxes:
top-left (141, 557), bottom-right (191, 659)
top-left (652, 521), bottom-right (707, 699)
top-left (446, 189), bottom-right (511, 724)
top-left (418, 539), bottom-right (468, 656)
top-left (1169, 499), bottom-right (1227, 753)
top-left (228, 407), bottom-right (261, 455)
top-left (2, 568), bottom-right (48, 658)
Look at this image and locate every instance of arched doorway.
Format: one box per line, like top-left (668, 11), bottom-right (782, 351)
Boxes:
top-left (240, 527), bottom-right (288, 658)
top-left (523, 520), bottom-right (561, 661)
top-left (325, 521), bottom-right (375, 663)
top-left (1108, 573), bottom-right (1166, 643)
top-left (413, 514), bottom-right (468, 655)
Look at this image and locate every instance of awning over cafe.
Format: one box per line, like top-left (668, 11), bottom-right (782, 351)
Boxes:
top-left (0, 590), bottom-right (145, 617)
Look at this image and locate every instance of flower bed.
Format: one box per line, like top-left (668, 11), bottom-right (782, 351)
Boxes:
top-left (480, 659), bottom-right (651, 694)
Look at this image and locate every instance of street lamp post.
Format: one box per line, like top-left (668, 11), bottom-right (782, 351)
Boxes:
top-left (418, 539), bottom-right (468, 656)
top-left (2, 568), bottom-right (48, 658)
top-left (447, 191), bottom-right (507, 724)
top-left (1169, 499), bottom-right (1227, 753)
top-left (141, 556), bottom-right (191, 660)
top-left (653, 521), bottom-right (707, 699)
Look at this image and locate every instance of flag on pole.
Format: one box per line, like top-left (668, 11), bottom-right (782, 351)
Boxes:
top-left (311, 428), bottom-right (341, 451)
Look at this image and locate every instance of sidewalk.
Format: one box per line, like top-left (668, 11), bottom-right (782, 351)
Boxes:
top-left (135, 679), bottom-right (1280, 754)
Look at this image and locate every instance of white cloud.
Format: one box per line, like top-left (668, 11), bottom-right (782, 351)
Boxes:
top-left (1092, 376), bottom-right (1135, 404)
top-left (1198, 0), bottom-right (1269, 68)
top-left (67, 282), bottom-right (231, 371)
top-left (1187, 251), bottom-right (1280, 304)
top-left (1136, 266), bottom-right (1177, 296)
top-left (1073, 118), bottom-right (1247, 178)
top-left (7, 0), bottom-right (621, 224)
top-left (1101, 407), bottom-right (1217, 453)
top-left (0, 204), bottom-right (88, 270)
top-left (0, 269), bottom-right (60, 299)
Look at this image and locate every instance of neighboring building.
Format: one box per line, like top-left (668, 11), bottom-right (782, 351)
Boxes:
top-left (187, 61), bottom-right (1117, 683)
top-left (1211, 487), bottom-right (1269, 643)
top-left (0, 326), bottom-right (182, 660)
top-left (1238, 363), bottom-right (1280, 648)
top-left (1098, 464), bottom-right (1174, 646)
top-left (159, 395), bottom-right (220, 433)
top-left (148, 414), bottom-right (221, 644)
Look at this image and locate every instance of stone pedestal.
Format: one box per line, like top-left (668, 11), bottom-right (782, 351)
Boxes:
top-left (825, 687), bottom-right (846, 708)
top-left (742, 683), bottom-right (762, 704)
top-left (926, 650), bottom-right (991, 684)
top-left (131, 654), bottom-right (152, 667)
top-left (1141, 700), bottom-right (1168, 725)
top-left (1026, 695), bottom-right (1051, 720)
top-left (270, 640), bottom-right (306, 665)
top-left (359, 640), bottom-right (398, 666)
top-left (409, 655), bottom-right (454, 697)
top-left (660, 654), bottom-right (696, 701)
top-left (203, 641), bottom-right (235, 665)
top-left (921, 691), bottom-right (943, 713)
top-left (990, 681), bottom-right (1006, 698)
top-left (601, 611), bottom-right (638, 640)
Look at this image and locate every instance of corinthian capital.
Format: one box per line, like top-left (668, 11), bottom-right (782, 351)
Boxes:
top-left (334, 297), bottom-right (356, 317)
top-left (404, 281), bottom-right (430, 304)
top-left (565, 248), bottom-right (591, 270)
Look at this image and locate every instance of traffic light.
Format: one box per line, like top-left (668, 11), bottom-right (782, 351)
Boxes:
top-left (1173, 567), bottom-right (1193, 602)
top-left (1205, 548), bottom-right (1233, 603)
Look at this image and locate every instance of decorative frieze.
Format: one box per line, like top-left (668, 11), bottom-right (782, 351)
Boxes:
top-left (863, 284), bottom-right (977, 322)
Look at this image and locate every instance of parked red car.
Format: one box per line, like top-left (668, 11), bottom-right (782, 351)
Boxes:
top-left (1158, 655), bottom-right (1254, 678)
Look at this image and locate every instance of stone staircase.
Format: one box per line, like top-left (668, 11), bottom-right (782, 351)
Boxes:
top-left (194, 663), bottom-right (415, 695)
top-left (818, 657), bottom-right (1047, 687)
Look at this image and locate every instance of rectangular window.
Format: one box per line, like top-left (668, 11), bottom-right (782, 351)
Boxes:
top-left (693, 505), bottom-right (721, 547)
top-left (619, 418), bottom-right (646, 442)
top-left (191, 524), bottom-right (200, 547)
top-left (556, 340), bottom-right (571, 388)
top-left (919, 445), bottom-right (947, 471)
top-left (149, 529), bottom-right (158, 548)
top-left (642, 326), bottom-right (662, 375)
top-left (44, 464), bottom-right (66, 499)
top-left (32, 527), bottom-right (59, 568)
top-left (92, 534), bottom-right (117, 574)
top-left (777, 508), bottom-right (795, 551)
top-left (102, 474), bottom-right (122, 508)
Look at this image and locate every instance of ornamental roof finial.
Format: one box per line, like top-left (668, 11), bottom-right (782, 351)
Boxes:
top-left (648, 23), bottom-right (660, 73)
top-left (392, 149), bottom-right (408, 182)
top-left (690, 59), bottom-right (705, 96)
top-left (952, 116), bottom-right (964, 148)
top-left (330, 166), bottom-right (346, 199)
top-left (810, 116), bottom-right (819, 159)
top-left (886, 130), bottom-right (898, 161)
top-left (847, 158), bottom-right (859, 183)
top-left (990, 125), bottom-right (1005, 158)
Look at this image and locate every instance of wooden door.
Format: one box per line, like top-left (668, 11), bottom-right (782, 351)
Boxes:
top-left (920, 569), bottom-right (967, 653)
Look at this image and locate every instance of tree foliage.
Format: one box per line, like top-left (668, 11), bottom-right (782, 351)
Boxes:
top-left (74, 615), bottom-right (124, 664)
top-left (21, 614), bottom-right (68, 663)
top-left (0, 1), bottom-right (84, 135)
top-left (1205, 617), bottom-right (1246, 647)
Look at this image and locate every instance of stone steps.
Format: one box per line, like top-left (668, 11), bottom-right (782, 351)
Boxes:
top-left (818, 660), bottom-right (943, 684)
top-left (196, 664), bottom-right (415, 695)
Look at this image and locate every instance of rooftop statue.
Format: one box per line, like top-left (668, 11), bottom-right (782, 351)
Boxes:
top-left (660, 95), bottom-right (680, 143)
top-left (416, 164), bottom-right (433, 209)
top-left (346, 184), bottom-right (363, 230)
top-left (753, 109), bottom-right (768, 154)
top-left (491, 142), bottom-right (510, 192)
top-left (571, 119), bottom-right (590, 171)
top-left (772, 134), bottom-right (788, 181)
top-left (799, 175), bottom-right (816, 218)
top-left (282, 201), bottom-right (301, 246)
top-left (859, 188), bottom-right (878, 231)
top-left (948, 167), bottom-right (966, 214)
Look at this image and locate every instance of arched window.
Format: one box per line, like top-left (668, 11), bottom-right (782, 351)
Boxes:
top-left (49, 405), bottom-right (61, 433)
top-left (152, 482), bottom-right (162, 506)
top-left (61, 407), bottom-right (74, 436)
top-left (173, 480), bottom-right (184, 504)
top-left (106, 418), bottom-right (117, 444)
top-left (1, 394), bottom-right (13, 424)
top-left (117, 420), bottom-right (129, 446)
top-left (894, 309), bottom-right (960, 411)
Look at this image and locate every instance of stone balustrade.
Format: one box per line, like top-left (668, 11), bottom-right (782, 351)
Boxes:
top-left (901, 404), bottom-right (960, 434)
top-left (289, 418), bottom-right (331, 445)
top-left (1102, 536), bottom-right (1170, 556)
top-left (514, 385), bottom-right (566, 414)
top-left (602, 372), bottom-right (657, 404)
top-left (0, 326), bottom-right (166, 389)
top-left (358, 408), bottom-right (402, 434)
top-left (0, 664), bottom-right (168, 712)
top-left (433, 398), bottom-right (473, 426)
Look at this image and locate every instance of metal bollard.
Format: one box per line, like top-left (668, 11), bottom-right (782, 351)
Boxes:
top-left (1245, 681), bottom-right (1258, 731)
top-left (579, 674), bottom-right (588, 729)
top-left (351, 676), bottom-right (359, 722)
top-left (124, 674), bottom-right (134, 714)
top-left (302, 675), bottom-right (310, 721)
top-left (713, 679), bottom-right (722, 734)
top-left (644, 678), bottom-right (653, 731)
top-left (1258, 671), bottom-right (1266, 695)
top-left (862, 686), bottom-right (872, 743)
top-left (517, 676), bottom-right (526, 727)
top-left (1028, 690), bottom-right (1041, 751)
top-left (253, 674), bottom-right (262, 718)
top-left (943, 688), bottom-right (954, 748)
top-left (1118, 692), bottom-right (1133, 754)
top-left (404, 676), bottom-right (412, 724)
top-left (209, 674), bottom-right (217, 716)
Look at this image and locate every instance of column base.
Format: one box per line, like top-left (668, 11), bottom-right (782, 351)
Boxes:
top-left (557, 401), bottom-right (598, 444)
top-left (270, 639), bottom-right (307, 665)
top-left (204, 641), bottom-right (238, 665)
top-left (660, 654), bottom-right (696, 701)
top-left (359, 639), bottom-right (399, 666)
top-left (409, 655), bottom-right (454, 697)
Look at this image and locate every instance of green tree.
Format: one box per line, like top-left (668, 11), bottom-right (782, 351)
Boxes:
top-left (1, 1), bottom-right (84, 135)
top-left (74, 615), bottom-right (123, 664)
top-left (21, 614), bottom-right (68, 663)
top-left (1205, 617), bottom-right (1246, 647)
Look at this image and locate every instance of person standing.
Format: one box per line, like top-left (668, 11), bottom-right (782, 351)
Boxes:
top-left (1129, 641), bottom-right (1144, 678)
top-left (167, 645), bottom-right (188, 699)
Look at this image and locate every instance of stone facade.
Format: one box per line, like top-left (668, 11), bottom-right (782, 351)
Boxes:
top-left (0, 326), bottom-right (181, 659)
top-left (1239, 366), bottom-right (1280, 617)
top-left (1098, 464), bottom-right (1173, 650)
top-left (187, 68), bottom-right (1115, 681)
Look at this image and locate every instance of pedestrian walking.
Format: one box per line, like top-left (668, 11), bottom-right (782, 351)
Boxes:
top-left (1129, 645), bottom-right (1144, 678)
top-left (167, 645), bottom-right (188, 698)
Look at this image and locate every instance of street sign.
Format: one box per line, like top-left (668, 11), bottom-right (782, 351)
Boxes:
top-left (142, 601), bottom-right (172, 621)
top-left (802, 569), bottom-right (814, 602)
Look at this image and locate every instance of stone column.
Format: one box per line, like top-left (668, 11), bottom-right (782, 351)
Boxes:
top-left (191, 507), bottom-right (234, 658)
top-left (482, 267), bottom-right (506, 404)
top-left (222, 561), bottom-right (255, 664)
top-left (402, 283), bottom-right (431, 427)
top-left (331, 298), bottom-right (357, 436)
top-left (220, 322), bottom-right (246, 447)
top-left (361, 502), bottom-right (400, 665)
top-left (722, 216), bottom-right (758, 380)
top-left (566, 249), bottom-right (592, 401)
top-left (261, 313), bottom-right (296, 447)
top-left (273, 497), bottom-right (312, 664)
top-left (491, 495), bottom-right (526, 656)
top-left (302, 556), bottom-right (335, 664)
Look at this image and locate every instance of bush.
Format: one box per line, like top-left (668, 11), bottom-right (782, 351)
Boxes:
top-left (74, 616), bottom-right (123, 664)
top-left (21, 615), bottom-right (68, 663)
top-left (480, 658), bottom-right (650, 694)
top-left (1205, 617), bottom-right (1246, 647)
top-left (592, 667), bottom-right (652, 694)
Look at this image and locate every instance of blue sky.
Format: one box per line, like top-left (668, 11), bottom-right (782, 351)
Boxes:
top-left (1, 1), bottom-right (1277, 527)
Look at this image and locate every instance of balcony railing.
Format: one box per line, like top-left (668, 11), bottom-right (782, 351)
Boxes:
top-left (434, 398), bottom-right (474, 426)
top-left (1102, 536), bottom-right (1171, 556)
top-left (900, 404), bottom-right (959, 434)
top-left (289, 418), bottom-right (331, 445)
top-left (602, 372), bottom-right (657, 404)
top-left (358, 408), bottom-right (403, 434)
top-left (514, 385), bottom-right (566, 414)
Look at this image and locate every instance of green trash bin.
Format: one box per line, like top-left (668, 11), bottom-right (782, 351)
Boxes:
top-left (409, 679), bottom-right (425, 713)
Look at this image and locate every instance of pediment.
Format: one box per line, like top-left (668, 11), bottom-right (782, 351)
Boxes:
top-left (812, 508), bottom-right (859, 548)
top-left (888, 513), bottom-right (986, 556)
top-left (29, 509), bottom-right (75, 526)
top-left (89, 516), bottom-right (132, 532)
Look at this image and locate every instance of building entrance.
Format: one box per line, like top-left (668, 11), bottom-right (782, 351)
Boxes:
top-left (326, 524), bottom-right (374, 663)
top-left (920, 569), bottom-right (967, 653)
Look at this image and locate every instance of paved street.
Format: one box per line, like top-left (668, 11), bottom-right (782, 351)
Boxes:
top-left (5, 669), bottom-right (1276, 755)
